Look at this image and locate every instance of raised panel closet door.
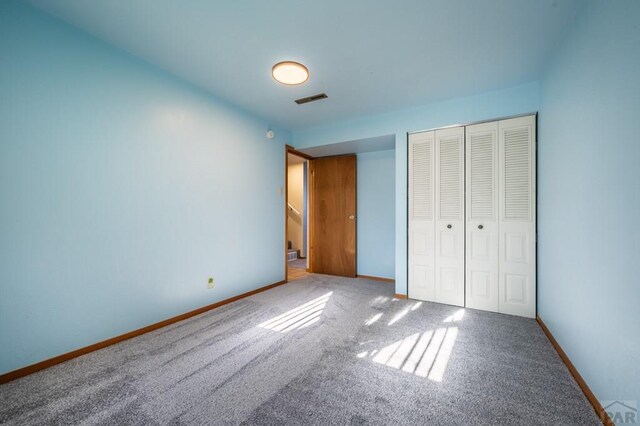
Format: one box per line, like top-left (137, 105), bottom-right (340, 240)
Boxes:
top-left (435, 127), bottom-right (465, 307)
top-left (408, 131), bottom-right (435, 301)
top-left (465, 121), bottom-right (499, 312)
top-left (498, 115), bottom-right (536, 318)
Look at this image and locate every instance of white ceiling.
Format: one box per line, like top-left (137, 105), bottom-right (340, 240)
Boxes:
top-left (28, 0), bottom-right (583, 130)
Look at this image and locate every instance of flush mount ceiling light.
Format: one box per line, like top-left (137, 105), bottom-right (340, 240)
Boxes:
top-left (272, 61), bottom-right (309, 85)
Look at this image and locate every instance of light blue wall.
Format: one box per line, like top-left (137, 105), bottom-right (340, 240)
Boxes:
top-left (294, 83), bottom-right (539, 296)
top-left (0, 1), bottom-right (289, 374)
top-left (357, 150), bottom-right (395, 279)
top-left (538, 0), bottom-right (640, 405)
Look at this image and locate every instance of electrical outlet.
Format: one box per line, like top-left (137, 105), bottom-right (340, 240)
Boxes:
top-left (207, 277), bottom-right (214, 289)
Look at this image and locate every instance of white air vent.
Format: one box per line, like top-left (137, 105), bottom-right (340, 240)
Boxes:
top-left (439, 136), bottom-right (462, 219)
top-left (411, 140), bottom-right (432, 220)
top-left (504, 126), bottom-right (531, 220)
top-left (470, 133), bottom-right (495, 219)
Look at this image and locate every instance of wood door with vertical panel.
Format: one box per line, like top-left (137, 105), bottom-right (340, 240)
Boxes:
top-left (310, 155), bottom-right (357, 277)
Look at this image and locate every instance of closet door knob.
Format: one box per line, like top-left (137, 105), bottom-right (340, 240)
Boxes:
top-left (478, 224), bottom-right (483, 230)
top-left (447, 224), bottom-right (452, 229)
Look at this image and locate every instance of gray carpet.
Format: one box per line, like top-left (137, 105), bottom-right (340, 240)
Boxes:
top-left (0, 275), bottom-right (600, 425)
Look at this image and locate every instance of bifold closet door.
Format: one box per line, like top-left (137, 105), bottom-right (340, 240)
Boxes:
top-left (408, 127), bottom-right (465, 306)
top-left (409, 116), bottom-right (535, 317)
top-left (465, 121), bottom-right (499, 312)
top-left (434, 127), bottom-right (465, 307)
top-left (408, 131), bottom-right (435, 301)
top-left (499, 115), bottom-right (536, 318)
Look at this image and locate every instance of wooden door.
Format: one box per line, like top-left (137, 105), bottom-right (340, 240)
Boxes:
top-left (309, 155), bottom-right (357, 277)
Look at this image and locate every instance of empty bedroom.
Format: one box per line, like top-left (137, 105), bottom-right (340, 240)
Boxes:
top-left (0, 0), bottom-right (638, 424)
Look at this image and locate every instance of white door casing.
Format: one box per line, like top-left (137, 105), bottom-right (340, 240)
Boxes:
top-left (465, 121), bottom-right (499, 312)
top-left (408, 131), bottom-right (435, 301)
top-left (498, 115), bottom-right (536, 318)
top-left (434, 127), bottom-right (465, 307)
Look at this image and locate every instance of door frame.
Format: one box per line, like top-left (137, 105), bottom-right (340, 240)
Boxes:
top-left (285, 145), bottom-right (315, 282)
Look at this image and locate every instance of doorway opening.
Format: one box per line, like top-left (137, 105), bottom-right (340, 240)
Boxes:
top-left (286, 147), bottom-right (312, 281)
top-left (285, 145), bottom-right (358, 281)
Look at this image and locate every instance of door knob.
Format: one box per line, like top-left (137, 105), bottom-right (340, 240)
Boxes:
top-left (348, 215), bottom-right (355, 220)
top-left (478, 224), bottom-right (483, 230)
top-left (447, 224), bottom-right (452, 229)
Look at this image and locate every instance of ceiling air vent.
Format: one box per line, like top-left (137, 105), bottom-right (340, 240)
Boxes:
top-left (295, 93), bottom-right (328, 105)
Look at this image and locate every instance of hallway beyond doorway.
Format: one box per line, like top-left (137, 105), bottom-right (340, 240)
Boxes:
top-left (286, 148), bottom-right (310, 282)
top-left (288, 258), bottom-right (309, 281)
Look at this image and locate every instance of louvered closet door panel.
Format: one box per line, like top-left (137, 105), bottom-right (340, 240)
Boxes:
top-left (435, 127), bottom-right (465, 307)
top-left (408, 131), bottom-right (435, 302)
top-left (499, 115), bottom-right (536, 318)
top-left (465, 122), bottom-right (499, 312)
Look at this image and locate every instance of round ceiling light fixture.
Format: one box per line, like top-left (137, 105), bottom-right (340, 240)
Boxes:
top-left (272, 61), bottom-right (309, 85)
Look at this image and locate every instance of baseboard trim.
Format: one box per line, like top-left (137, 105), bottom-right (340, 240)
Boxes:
top-left (536, 316), bottom-right (613, 425)
top-left (0, 279), bottom-right (287, 385)
top-left (357, 275), bottom-right (395, 283)
top-left (393, 293), bottom-right (408, 299)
